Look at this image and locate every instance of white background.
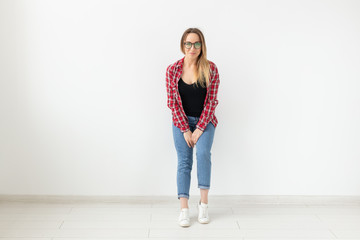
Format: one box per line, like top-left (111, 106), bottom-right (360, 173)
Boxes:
top-left (0, 0), bottom-right (359, 196)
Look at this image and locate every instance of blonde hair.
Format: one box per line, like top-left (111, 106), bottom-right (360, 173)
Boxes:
top-left (180, 28), bottom-right (210, 88)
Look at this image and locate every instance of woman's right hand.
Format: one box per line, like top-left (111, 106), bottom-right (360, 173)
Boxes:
top-left (183, 130), bottom-right (194, 148)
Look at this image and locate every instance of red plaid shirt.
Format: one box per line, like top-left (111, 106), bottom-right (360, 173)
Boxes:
top-left (166, 57), bottom-right (220, 133)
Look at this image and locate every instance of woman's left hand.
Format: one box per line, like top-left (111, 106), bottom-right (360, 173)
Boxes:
top-left (191, 128), bottom-right (204, 146)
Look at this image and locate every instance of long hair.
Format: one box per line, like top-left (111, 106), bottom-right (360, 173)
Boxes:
top-left (180, 28), bottom-right (210, 88)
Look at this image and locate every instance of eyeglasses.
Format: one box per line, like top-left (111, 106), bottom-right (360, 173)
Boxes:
top-left (184, 41), bottom-right (201, 49)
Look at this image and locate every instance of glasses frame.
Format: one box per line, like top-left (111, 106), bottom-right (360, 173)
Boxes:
top-left (183, 41), bottom-right (202, 49)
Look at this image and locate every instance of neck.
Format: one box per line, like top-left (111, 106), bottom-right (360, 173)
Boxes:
top-left (184, 56), bottom-right (197, 68)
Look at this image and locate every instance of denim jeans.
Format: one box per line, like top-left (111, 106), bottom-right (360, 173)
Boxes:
top-left (172, 115), bottom-right (215, 200)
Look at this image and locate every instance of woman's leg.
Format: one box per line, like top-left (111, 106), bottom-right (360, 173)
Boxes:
top-left (195, 122), bottom-right (215, 203)
top-left (200, 189), bottom-right (209, 204)
top-left (172, 122), bottom-right (193, 208)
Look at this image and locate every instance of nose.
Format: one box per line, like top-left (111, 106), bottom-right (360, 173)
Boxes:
top-left (189, 46), bottom-right (198, 52)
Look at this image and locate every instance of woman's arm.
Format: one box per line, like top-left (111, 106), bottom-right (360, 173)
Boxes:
top-left (166, 64), bottom-right (190, 133)
top-left (196, 63), bottom-right (220, 132)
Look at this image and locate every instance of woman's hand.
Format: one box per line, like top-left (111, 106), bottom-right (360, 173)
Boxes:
top-left (191, 128), bottom-right (203, 146)
top-left (183, 130), bottom-right (194, 148)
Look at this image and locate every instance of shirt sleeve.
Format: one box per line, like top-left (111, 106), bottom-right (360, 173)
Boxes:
top-left (196, 63), bottom-right (220, 132)
top-left (166, 65), bottom-right (190, 133)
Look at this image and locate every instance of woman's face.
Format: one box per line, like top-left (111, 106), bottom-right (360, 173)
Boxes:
top-left (184, 33), bottom-right (201, 59)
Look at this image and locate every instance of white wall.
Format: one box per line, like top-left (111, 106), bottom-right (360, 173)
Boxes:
top-left (0, 0), bottom-right (359, 196)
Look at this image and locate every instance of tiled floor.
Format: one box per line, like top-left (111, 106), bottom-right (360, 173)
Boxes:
top-left (0, 195), bottom-right (360, 239)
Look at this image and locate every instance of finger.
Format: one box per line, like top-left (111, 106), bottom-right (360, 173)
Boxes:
top-left (192, 136), bottom-right (197, 145)
top-left (188, 139), bottom-right (193, 148)
top-left (186, 140), bottom-right (191, 148)
top-left (190, 137), bottom-right (194, 146)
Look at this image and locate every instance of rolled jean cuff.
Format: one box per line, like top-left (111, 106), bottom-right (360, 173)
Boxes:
top-left (198, 184), bottom-right (210, 189)
top-left (178, 193), bottom-right (189, 199)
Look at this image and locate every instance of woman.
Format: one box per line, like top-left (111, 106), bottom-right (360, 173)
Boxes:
top-left (165, 28), bottom-right (220, 227)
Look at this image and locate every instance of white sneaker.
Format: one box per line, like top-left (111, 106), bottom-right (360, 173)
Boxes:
top-left (198, 201), bottom-right (210, 224)
top-left (178, 208), bottom-right (190, 227)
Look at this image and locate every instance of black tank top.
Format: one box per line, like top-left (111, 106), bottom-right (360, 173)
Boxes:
top-left (178, 78), bottom-right (207, 117)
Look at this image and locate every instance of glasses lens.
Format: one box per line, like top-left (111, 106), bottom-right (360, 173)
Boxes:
top-left (195, 42), bottom-right (201, 49)
top-left (184, 42), bottom-right (192, 49)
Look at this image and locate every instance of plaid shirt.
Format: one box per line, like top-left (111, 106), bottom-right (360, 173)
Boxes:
top-left (166, 57), bottom-right (220, 133)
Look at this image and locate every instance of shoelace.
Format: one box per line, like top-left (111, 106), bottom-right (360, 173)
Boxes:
top-left (180, 209), bottom-right (189, 220)
top-left (199, 204), bottom-right (208, 218)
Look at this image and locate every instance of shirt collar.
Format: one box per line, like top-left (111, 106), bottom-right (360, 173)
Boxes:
top-left (175, 56), bottom-right (185, 69)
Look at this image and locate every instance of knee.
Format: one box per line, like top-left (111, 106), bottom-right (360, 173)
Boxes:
top-left (196, 150), bottom-right (211, 161)
top-left (178, 158), bottom-right (193, 171)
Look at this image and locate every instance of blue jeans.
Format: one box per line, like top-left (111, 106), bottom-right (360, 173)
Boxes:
top-left (172, 115), bottom-right (215, 200)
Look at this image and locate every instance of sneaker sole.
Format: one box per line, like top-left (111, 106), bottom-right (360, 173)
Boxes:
top-left (198, 219), bottom-right (210, 224)
top-left (179, 222), bottom-right (190, 227)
